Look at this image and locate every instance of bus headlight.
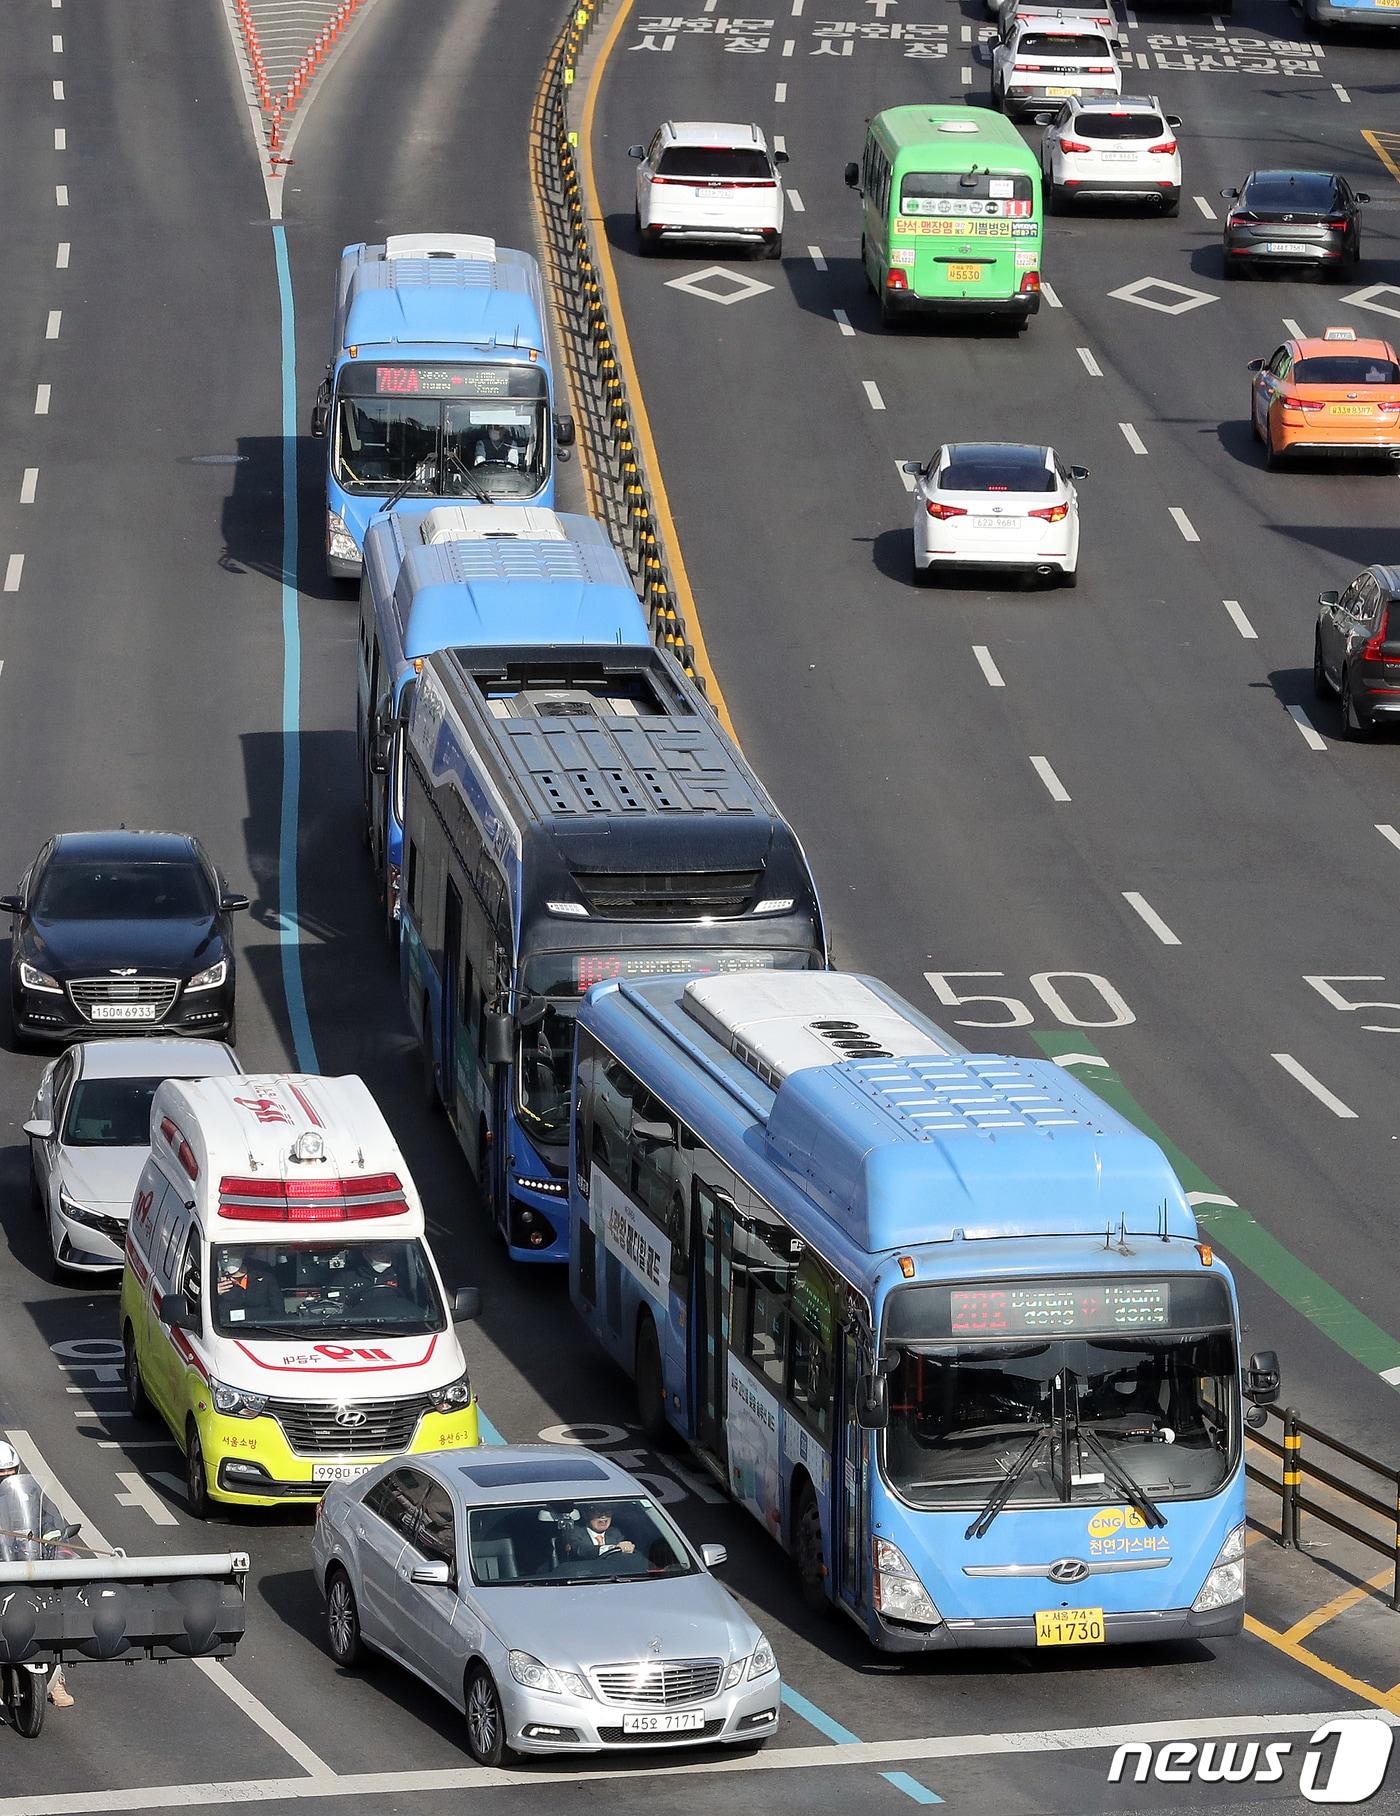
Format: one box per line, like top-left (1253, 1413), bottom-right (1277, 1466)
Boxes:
top-left (1192, 1522), bottom-right (1246, 1612)
top-left (210, 1378), bottom-right (267, 1419)
top-left (872, 1538), bottom-right (941, 1626)
top-left (327, 513), bottom-right (360, 563)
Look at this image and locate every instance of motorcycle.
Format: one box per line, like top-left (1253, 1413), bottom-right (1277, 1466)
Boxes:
top-left (0, 1475), bottom-right (83, 1739)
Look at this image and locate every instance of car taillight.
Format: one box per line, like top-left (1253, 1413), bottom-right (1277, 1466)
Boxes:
top-left (887, 268), bottom-right (908, 292)
top-left (1228, 212), bottom-right (1255, 227)
top-left (1363, 607), bottom-right (1391, 663)
top-left (1326, 219), bottom-right (1349, 231)
top-left (1013, 61), bottom-right (1036, 70)
top-left (1019, 271), bottom-right (1040, 295)
top-left (1279, 394), bottom-right (1323, 411)
top-left (1377, 402), bottom-right (1400, 415)
top-left (1149, 140), bottom-right (1177, 155)
top-left (1087, 65), bottom-right (1115, 73)
top-left (926, 501), bottom-right (967, 520)
top-left (1029, 503), bottom-right (1068, 522)
top-left (1059, 138), bottom-right (1092, 154)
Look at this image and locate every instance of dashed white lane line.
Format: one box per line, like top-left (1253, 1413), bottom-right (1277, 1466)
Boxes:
top-left (20, 469), bottom-right (38, 505)
top-left (896, 460), bottom-right (915, 492)
top-left (781, 36), bottom-right (795, 54)
top-left (3, 556), bottom-right (24, 593)
top-left (1041, 281), bottom-right (1061, 309)
top-left (1119, 422), bottom-right (1147, 455)
top-left (1222, 598), bottom-right (1257, 639)
top-left (1193, 195), bottom-right (1217, 221)
top-left (1272, 1053), bottom-right (1358, 1119)
top-left (960, 21), bottom-right (972, 38)
top-left (1282, 316), bottom-right (1303, 337)
top-left (53, 126), bottom-right (65, 150)
top-left (773, 135), bottom-right (785, 154)
top-left (1287, 704), bottom-right (1327, 751)
top-left (973, 645), bottom-right (1005, 688)
top-left (807, 245), bottom-right (826, 270)
top-left (55, 183), bottom-right (68, 206)
top-left (1077, 347), bottom-right (1102, 377)
top-left (1030, 755), bottom-right (1071, 803)
top-left (34, 384), bottom-right (51, 415)
top-left (1169, 506), bottom-right (1199, 542)
top-left (52, 78), bottom-right (64, 99)
top-left (863, 380), bottom-right (885, 410)
top-left (775, 80), bottom-right (787, 101)
top-left (56, 241), bottom-right (70, 268)
top-left (833, 308), bottom-right (853, 336)
top-left (961, 64), bottom-right (974, 82)
top-left (1122, 890), bottom-right (1181, 946)
top-left (1333, 84), bottom-right (1350, 104)
top-left (115, 1470), bottom-right (179, 1527)
top-left (0, 662), bottom-right (6, 682)
top-left (1382, 1364), bottom-right (1400, 1387)
top-left (786, 188), bottom-right (805, 212)
top-left (1377, 823), bottom-right (1400, 853)
top-left (45, 310), bottom-right (61, 340)
top-left (791, 0), bottom-right (804, 14)
top-left (51, 31), bottom-right (63, 51)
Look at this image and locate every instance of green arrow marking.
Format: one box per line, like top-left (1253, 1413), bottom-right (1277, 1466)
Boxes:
top-left (1032, 1031), bottom-right (1400, 1377)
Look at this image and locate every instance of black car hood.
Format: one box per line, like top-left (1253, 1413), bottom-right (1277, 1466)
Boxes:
top-left (25, 916), bottom-right (222, 979)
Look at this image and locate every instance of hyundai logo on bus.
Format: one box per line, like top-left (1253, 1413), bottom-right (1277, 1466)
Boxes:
top-left (1109, 1718), bottom-right (1394, 1801)
top-left (1047, 1558), bottom-right (1088, 1585)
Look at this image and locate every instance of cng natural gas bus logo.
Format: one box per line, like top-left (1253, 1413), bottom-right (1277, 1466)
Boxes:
top-left (1109, 1718), bottom-right (1394, 1802)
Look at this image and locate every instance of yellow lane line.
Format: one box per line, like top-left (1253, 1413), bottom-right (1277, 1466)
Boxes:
top-left (1362, 129), bottom-right (1400, 188)
top-left (1245, 1614), bottom-right (1400, 1717)
top-left (1281, 1566), bottom-right (1396, 1646)
top-left (577, 0), bottom-right (737, 736)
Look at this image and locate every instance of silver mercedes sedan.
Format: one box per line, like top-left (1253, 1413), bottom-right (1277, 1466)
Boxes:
top-left (311, 1444), bottom-right (782, 1763)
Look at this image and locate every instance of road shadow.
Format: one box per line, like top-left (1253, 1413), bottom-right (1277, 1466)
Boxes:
top-left (219, 434), bottom-right (350, 606)
top-left (1270, 524), bottom-right (1400, 567)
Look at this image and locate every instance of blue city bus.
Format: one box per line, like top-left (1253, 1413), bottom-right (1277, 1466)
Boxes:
top-left (568, 969), bottom-right (1281, 1651)
top-left (357, 504), bottom-right (651, 938)
top-left (311, 234), bottom-right (574, 580)
top-left (399, 645), bottom-right (828, 1263)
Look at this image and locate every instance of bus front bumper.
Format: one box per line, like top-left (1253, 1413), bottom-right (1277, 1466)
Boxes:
top-left (201, 1402), bottom-right (481, 1507)
top-left (867, 1602), bottom-right (1242, 1650)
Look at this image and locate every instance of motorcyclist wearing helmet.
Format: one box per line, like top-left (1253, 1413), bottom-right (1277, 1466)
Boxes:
top-left (0, 1443), bottom-right (73, 1707)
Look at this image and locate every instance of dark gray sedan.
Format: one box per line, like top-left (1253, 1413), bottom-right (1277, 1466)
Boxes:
top-left (1221, 170), bottom-right (1366, 281)
top-left (1313, 564), bottom-right (1400, 738)
top-left (311, 1445), bottom-right (781, 1764)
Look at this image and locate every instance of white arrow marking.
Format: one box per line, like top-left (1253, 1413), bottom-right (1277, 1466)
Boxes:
top-left (114, 1469), bottom-right (179, 1526)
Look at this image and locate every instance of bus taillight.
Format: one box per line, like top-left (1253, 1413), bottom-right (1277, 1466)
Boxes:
top-left (886, 268), bottom-right (908, 292)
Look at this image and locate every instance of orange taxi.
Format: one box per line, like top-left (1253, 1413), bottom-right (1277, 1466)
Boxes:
top-left (1248, 326), bottom-right (1400, 468)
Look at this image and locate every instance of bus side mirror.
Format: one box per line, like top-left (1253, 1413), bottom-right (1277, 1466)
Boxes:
top-left (369, 712), bottom-right (392, 775)
top-left (482, 1009), bottom-right (516, 1069)
top-left (554, 413), bottom-right (576, 449)
top-left (452, 1286), bottom-right (482, 1322)
top-left (855, 1371), bottom-right (889, 1429)
top-left (158, 1292), bottom-right (200, 1336)
top-left (844, 162), bottom-right (860, 191)
top-left (1244, 1349), bottom-right (1280, 1406)
top-left (310, 379), bottom-right (330, 439)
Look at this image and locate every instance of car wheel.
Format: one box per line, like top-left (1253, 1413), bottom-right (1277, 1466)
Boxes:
top-left (792, 1484), bottom-right (829, 1615)
top-left (761, 233), bottom-right (783, 262)
top-left (124, 1325), bottom-right (153, 1421)
top-left (464, 1665), bottom-right (513, 1767)
top-left (1313, 633), bottom-right (1330, 701)
top-left (636, 215), bottom-right (659, 258)
top-left (326, 1567), bottom-right (365, 1668)
top-left (1264, 426), bottom-right (1283, 470)
top-left (634, 1313), bottom-right (668, 1444)
top-left (1341, 668), bottom-right (1373, 740)
top-left (185, 1421), bottom-right (210, 1520)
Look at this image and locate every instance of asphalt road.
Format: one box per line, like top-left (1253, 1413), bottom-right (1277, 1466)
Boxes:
top-left (1, 0), bottom-right (1399, 1812)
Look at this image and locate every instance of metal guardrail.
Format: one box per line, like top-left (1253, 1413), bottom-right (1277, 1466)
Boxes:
top-left (529, 1), bottom-right (703, 685)
top-left (1246, 1404), bottom-right (1400, 1610)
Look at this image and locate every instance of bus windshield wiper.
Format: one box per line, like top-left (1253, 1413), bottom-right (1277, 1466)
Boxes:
top-left (444, 448), bottom-right (493, 504)
top-left (381, 472), bottom-right (428, 511)
top-left (1076, 1424), bottom-right (1166, 1529)
top-left (964, 1424), bottom-right (1054, 1541)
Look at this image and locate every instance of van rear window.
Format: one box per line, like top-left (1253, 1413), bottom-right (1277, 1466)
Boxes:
top-left (900, 172), bottom-right (1034, 215)
top-left (656, 148), bottom-right (772, 181)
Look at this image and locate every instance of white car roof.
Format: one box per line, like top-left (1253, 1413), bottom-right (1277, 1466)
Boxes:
top-left (73, 1038), bottom-right (240, 1081)
top-left (662, 121), bottom-right (767, 150)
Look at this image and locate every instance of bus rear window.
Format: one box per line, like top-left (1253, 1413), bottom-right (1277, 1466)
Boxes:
top-left (656, 148), bottom-right (773, 182)
top-left (900, 172), bottom-right (1035, 215)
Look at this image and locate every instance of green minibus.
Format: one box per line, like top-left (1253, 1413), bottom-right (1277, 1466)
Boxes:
top-left (844, 106), bottom-right (1043, 328)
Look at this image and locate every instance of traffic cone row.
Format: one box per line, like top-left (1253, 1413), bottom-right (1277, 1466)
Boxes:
top-left (231, 0), bottom-right (369, 153)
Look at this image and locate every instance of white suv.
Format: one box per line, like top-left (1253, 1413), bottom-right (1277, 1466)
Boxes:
top-left (629, 122), bottom-right (788, 260)
top-left (999, 0), bottom-right (1123, 48)
top-left (1038, 95), bottom-right (1181, 215)
top-left (991, 22), bottom-right (1121, 120)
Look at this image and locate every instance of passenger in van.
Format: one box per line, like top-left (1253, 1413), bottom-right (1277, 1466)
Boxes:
top-left (214, 1247), bottom-right (281, 1324)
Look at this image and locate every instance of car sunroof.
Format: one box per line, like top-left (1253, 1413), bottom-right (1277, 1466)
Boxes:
top-left (457, 1458), bottom-right (610, 1488)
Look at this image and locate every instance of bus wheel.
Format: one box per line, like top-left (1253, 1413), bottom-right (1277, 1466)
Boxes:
top-left (793, 1485), bottom-right (829, 1614)
top-left (634, 1315), bottom-right (668, 1444)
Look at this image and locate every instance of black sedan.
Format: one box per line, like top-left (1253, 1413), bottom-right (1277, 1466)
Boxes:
top-left (1221, 170), bottom-right (1367, 281)
top-left (4, 831), bottom-right (248, 1046)
top-left (1313, 565), bottom-right (1400, 740)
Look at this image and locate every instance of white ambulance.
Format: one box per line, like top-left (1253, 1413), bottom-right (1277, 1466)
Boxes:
top-left (119, 1072), bottom-right (482, 1517)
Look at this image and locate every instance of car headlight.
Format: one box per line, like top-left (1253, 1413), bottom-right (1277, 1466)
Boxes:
top-left (210, 1377), bottom-right (268, 1420)
top-left (507, 1651), bottom-right (592, 1699)
top-left (186, 958), bottom-right (228, 993)
top-left (1192, 1521), bottom-right (1246, 1613)
top-left (328, 513), bottom-right (361, 563)
top-left (748, 1634), bottom-right (777, 1679)
top-left (428, 1371), bottom-right (472, 1415)
top-left (872, 1538), bottom-right (942, 1627)
top-left (58, 1189), bottom-right (105, 1230)
top-left (19, 961), bottom-right (60, 994)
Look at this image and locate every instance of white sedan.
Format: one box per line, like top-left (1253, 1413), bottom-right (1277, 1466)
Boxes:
top-left (25, 1037), bottom-right (239, 1276)
top-left (904, 442), bottom-right (1087, 586)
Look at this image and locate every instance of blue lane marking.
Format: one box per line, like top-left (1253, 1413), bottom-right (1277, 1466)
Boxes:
top-left (881, 1772), bottom-right (944, 1806)
top-left (781, 1684), bottom-right (861, 1745)
top-left (271, 222), bottom-right (320, 1075)
top-left (476, 1402), bottom-right (506, 1445)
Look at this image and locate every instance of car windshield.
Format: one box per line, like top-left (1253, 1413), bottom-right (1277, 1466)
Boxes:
top-left (655, 147), bottom-right (771, 181)
top-left (333, 397), bottom-right (549, 501)
top-left (465, 1495), bottom-right (697, 1586)
top-left (63, 1076), bottom-right (163, 1146)
top-left (1075, 113), bottom-right (1164, 139)
top-left (1019, 30), bottom-right (1112, 52)
top-left (32, 860), bottom-right (213, 921)
top-left (1293, 357), bottom-right (1400, 386)
top-left (940, 453), bottom-right (1054, 492)
top-left (1244, 175), bottom-right (1339, 213)
top-left (209, 1240), bottom-right (445, 1338)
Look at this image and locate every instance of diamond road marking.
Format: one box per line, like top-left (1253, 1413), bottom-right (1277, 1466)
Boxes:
top-left (1342, 284), bottom-right (1400, 323)
top-left (664, 266), bottom-right (775, 306)
top-left (1108, 276), bottom-right (1217, 316)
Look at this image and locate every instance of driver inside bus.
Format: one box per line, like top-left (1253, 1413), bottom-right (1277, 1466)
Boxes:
top-left (469, 421), bottom-right (523, 469)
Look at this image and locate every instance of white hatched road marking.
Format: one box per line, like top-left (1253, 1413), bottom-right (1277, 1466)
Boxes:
top-left (1222, 599), bottom-right (1257, 639)
top-left (1169, 506), bottom-right (1198, 542)
top-left (1122, 891), bottom-right (1180, 946)
top-left (973, 646), bottom-right (1005, 688)
top-left (1377, 824), bottom-right (1400, 853)
top-left (1077, 347), bottom-right (1101, 377)
top-left (1287, 704), bottom-right (1327, 750)
top-left (1118, 422), bottom-right (1147, 455)
top-left (863, 380), bottom-right (885, 410)
top-left (1271, 1053), bottom-right (1358, 1119)
top-left (1030, 756), bottom-right (1070, 802)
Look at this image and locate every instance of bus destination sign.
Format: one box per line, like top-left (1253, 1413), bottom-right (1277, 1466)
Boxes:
top-left (949, 1282), bottom-right (1172, 1335)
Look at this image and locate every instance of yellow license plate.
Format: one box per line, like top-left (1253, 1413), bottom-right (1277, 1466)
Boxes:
top-left (1332, 404), bottom-right (1373, 414)
top-left (948, 264), bottom-right (983, 282)
top-left (1377, 3), bottom-right (1400, 10)
top-left (1045, 87), bottom-right (1075, 95)
top-left (1035, 1608), bottom-right (1105, 1646)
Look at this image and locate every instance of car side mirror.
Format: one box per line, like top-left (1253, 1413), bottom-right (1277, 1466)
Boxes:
top-left (482, 1009), bottom-right (516, 1069)
top-left (844, 161), bottom-right (860, 190)
top-left (700, 1543), bottom-right (727, 1570)
top-left (0, 893), bottom-right (22, 914)
top-left (1069, 465), bottom-right (1089, 480)
top-left (554, 413), bottom-right (576, 449)
top-left (773, 150), bottom-right (789, 167)
top-left (409, 1559), bottom-right (454, 1587)
top-left (1032, 113), bottom-right (1055, 126)
top-left (1246, 358), bottom-right (1264, 373)
top-left (1357, 193), bottom-right (1371, 205)
top-left (158, 1291), bottom-right (200, 1336)
top-left (23, 1118), bottom-right (54, 1141)
top-left (901, 460), bottom-right (925, 476)
top-left (1244, 1349), bottom-right (1280, 1407)
top-left (1166, 115), bottom-right (1181, 128)
top-left (1220, 187), bottom-right (1239, 201)
top-left (627, 144), bottom-right (645, 160)
top-left (220, 892), bottom-right (251, 913)
top-left (452, 1286), bottom-right (482, 1323)
top-left (855, 1370), bottom-right (889, 1430)
top-left (1318, 590), bottom-right (1341, 609)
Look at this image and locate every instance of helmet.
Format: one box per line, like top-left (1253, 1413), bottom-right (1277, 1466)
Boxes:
top-left (0, 1441), bottom-right (21, 1474)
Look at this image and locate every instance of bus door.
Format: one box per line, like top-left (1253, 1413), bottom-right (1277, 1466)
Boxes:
top-left (441, 880), bottom-right (463, 1131)
top-left (835, 1324), bottom-right (865, 1612)
top-left (689, 1177), bottom-right (733, 1471)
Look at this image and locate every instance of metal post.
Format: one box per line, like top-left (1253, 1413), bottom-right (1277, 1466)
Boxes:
top-left (1282, 1410), bottom-right (1301, 1549)
top-left (1392, 1480), bottom-right (1400, 1612)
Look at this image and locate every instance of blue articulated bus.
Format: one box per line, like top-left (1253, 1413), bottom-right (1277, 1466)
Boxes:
top-left (357, 503), bottom-right (651, 938)
top-left (569, 969), bottom-right (1281, 1651)
top-left (399, 645), bottom-right (828, 1263)
top-left (311, 233), bottom-right (574, 580)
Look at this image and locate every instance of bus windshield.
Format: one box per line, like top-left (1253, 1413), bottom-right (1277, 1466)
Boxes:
top-left (333, 362), bottom-right (549, 501)
top-left (881, 1277), bottom-right (1237, 1509)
